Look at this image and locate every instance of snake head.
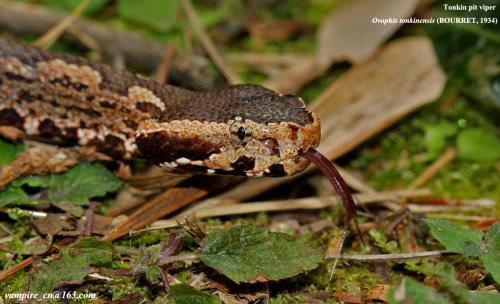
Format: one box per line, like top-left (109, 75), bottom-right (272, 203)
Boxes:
top-left (135, 84), bottom-right (321, 176)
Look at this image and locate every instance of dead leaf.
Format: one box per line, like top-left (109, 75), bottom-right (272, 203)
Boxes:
top-left (367, 283), bottom-right (391, 301)
top-left (102, 187), bottom-right (206, 241)
top-left (333, 291), bottom-right (362, 304)
top-left (0, 126), bottom-right (24, 141)
top-left (312, 37), bottom-right (446, 160)
top-left (249, 20), bottom-right (310, 44)
top-left (316, 0), bottom-right (419, 66)
top-left (264, 0), bottom-right (419, 94)
top-left (300, 291), bottom-right (330, 304)
top-left (263, 57), bottom-right (323, 94)
top-left (217, 291), bottom-right (248, 304)
top-left (23, 235), bottom-right (52, 255)
top-left (32, 213), bottom-right (71, 235)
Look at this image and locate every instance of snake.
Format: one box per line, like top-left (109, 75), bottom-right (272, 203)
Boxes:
top-left (0, 39), bottom-right (321, 177)
top-left (0, 39), bottom-right (361, 243)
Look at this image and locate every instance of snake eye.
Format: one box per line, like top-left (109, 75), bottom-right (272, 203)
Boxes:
top-left (237, 126), bottom-right (246, 140)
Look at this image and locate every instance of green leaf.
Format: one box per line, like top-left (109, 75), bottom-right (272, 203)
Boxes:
top-left (30, 254), bottom-right (90, 294)
top-left (48, 162), bottom-right (122, 205)
top-left (117, 0), bottom-right (180, 32)
top-left (170, 283), bottom-right (219, 304)
top-left (200, 225), bottom-right (323, 283)
top-left (30, 237), bottom-right (113, 293)
top-left (457, 128), bottom-right (500, 161)
top-left (468, 292), bottom-right (500, 304)
top-left (69, 237), bottom-right (114, 265)
top-left (424, 219), bottom-right (482, 256)
top-left (427, 1), bottom-right (500, 111)
top-left (481, 223), bottom-right (500, 283)
top-left (422, 262), bottom-right (500, 303)
top-left (0, 140), bottom-right (23, 166)
top-left (426, 221), bottom-right (500, 283)
top-left (423, 122), bottom-right (457, 159)
top-left (43, 0), bottom-right (108, 16)
top-left (481, 255), bottom-right (500, 284)
top-left (0, 163), bottom-right (121, 208)
top-left (484, 223), bottom-right (500, 252)
top-left (0, 184), bottom-right (29, 207)
top-left (368, 229), bottom-right (400, 253)
top-left (0, 176), bottom-right (50, 207)
top-left (387, 277), bottom-right (451, 304)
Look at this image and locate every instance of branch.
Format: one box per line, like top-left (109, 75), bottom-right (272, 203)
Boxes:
top-left (327, 250), bottom-right (452, 261)
top-left (0, 0), bottom-right (214, 90)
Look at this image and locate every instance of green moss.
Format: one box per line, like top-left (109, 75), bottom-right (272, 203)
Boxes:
top-left (347, 93), bottom-right (500, 208)
top-left (109, 278), bottom-right (148, 301)
top-left (269, 293), bottom-right (306, 304)
top-left (117, 230), bottom-right (169, 248)
top-left (0, 271), bottom-right (26, 293)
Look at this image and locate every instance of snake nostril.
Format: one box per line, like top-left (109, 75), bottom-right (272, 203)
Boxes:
top-left (262, 138), bottom-right (280, 155)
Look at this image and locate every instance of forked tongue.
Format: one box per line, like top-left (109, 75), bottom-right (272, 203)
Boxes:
top-left (300, 148), bottom-right (364, 277)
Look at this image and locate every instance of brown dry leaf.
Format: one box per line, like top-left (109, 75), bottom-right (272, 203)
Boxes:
top-left (105, 186), bottom-right (147, 217)
top-left (333, 292), bottom-right (362, 304)
top-left (248, 20), bottom-right (310, 44)
top-left (264, 0), bottom-right (419, 94)
top-left (32, 213), bottom-right (71, 235)
top-left (316, 0), bottom-right (418, 66)
top-left (23, 235), bottom-right (53, 255)
top-left (217, 292), bottom-right (248, 304)
top-left (235, 291), bottom-right (268, 303)
top-left (263, 57), bottom-right (323, 94)
top-left (0, 126), bottom-right (24, 141)
top-left (0, 144), bottom-right (110, 189)
top-left (102, 187), bottom-right (206, 241)
top-left (312, 37), bottom-right (445, 160)
top-left (191, 37), bottom-right (445, 207)
top-left (367, 284), bottom-right (391, 301)
top-left (300, 291), bottom-right (330, 304)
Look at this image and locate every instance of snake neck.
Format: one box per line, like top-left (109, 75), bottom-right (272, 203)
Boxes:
top-left (0, 39), bottom-right (321, 177)
top-left (0, 39), bottom-right (188, 159)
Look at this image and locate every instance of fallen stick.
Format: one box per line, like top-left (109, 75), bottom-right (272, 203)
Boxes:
top-left (0, 0), bottom-right (214, 90)
top-left (409, 147), bottom-right (457, 189)
top-left (180, 0), bottom-right (242, 84)
top-left (328, 250), bottom-right (451, 261)
top-left (132, 188), bottom-right (431, 233)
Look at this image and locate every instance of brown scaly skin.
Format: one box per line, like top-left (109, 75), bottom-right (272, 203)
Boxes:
top-left (0, 39), bottom-right (320, 176)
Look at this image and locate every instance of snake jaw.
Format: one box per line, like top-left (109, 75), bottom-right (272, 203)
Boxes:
top-left (136, 110), bottom-right (320, 177)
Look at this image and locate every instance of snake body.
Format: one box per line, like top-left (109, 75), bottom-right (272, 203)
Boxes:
top-left (0, 39), bottom-right (320, 177)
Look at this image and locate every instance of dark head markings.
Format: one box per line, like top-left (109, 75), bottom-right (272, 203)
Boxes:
top-left (237, 126), bottom-right (246, 140)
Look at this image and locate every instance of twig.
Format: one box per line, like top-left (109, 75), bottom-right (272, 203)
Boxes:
top-left (157, 254), bottom-right (199, 266)
top-left (426, 214), bottom-right (499, 222)
top-left (226, 52), bottom-right (309, 68)
top-left (66, 25), bottom-right (100, 51)
top-left (33, 0), bottom-right (91, 48)
top-left (83, 202), bottom-right (97, 237)
top-left (180, 0), bottom-right (242, 84)
top-left (0, 1), bottom-right (214, 89)
top-left (102, 188), bottom-right (206, 242)
top-left (132, 189), bottom-right (431, 233)
top-left (383, 199), bottom-right (494, 213)
top-left (409, 147), bottom-right (456, 189)
top-left (327, 250), bottom-right (452, 261)
top-left (154, 45), bottom-right (177, 85)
